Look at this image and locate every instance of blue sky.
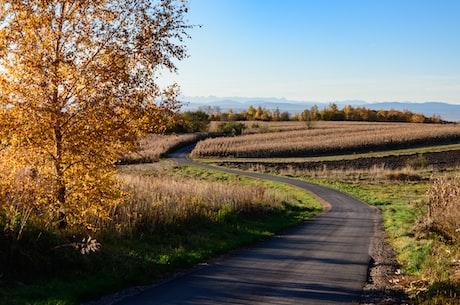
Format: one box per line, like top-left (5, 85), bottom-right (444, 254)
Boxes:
top-left (159, 0), bottom-right (460, 104)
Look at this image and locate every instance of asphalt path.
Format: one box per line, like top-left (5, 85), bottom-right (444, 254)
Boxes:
top-left (114, 145), bottom-right (378, 305)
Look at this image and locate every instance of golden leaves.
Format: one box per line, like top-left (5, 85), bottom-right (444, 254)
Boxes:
top-left (0, 0), bottom-right (191, 234)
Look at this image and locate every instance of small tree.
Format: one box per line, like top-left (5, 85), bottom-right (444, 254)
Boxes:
top-left (217, 122), bottom-right (246, 136)
top-left (301, 106), bottom-right (318, 129)
top-left (0, 0), bottom-right (191, 233)
top-left (181, 111), bottom-right (210, 132)
top-left (247, 105), bottom-right (256, 120)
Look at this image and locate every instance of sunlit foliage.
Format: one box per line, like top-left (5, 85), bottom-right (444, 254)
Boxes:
top-left (0, 0), bottom-right (191, 233)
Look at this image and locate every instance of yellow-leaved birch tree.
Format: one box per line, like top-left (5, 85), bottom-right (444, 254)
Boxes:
top-left (0, 0), bottom-right (190, 235)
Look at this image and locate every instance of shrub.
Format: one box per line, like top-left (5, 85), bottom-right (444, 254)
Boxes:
top-left (406, 154), bottom-right (428, 169)
top-left (178, 111), bottom-right (211, 132)
top-left (216, 122), bottom-right (246, 136)
top-left (424, 175), bottom-right (460, 242)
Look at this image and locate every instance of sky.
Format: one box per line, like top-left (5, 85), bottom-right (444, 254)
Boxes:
top-left (158, 0), bottom-right (460, 104)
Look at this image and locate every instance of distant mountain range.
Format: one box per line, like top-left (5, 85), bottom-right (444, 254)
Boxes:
top-left (180, 96), bottom-right (460, 122)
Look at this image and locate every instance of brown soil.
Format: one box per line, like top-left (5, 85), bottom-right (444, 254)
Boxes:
top-left (216, 150), bottom-right (460, 173)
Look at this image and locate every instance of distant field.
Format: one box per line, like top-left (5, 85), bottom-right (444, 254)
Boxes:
top-left (191, 121), bottom-right (460, 158)
top-left (198, 144), bottom-right (460, 164)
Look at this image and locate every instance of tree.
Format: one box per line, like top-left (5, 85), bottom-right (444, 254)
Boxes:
top-left (217, 121), bottom-right (246, 136)
top-left (321, 103), bottom-right (344, 121)
top-left (0, 0), bottom-right (191, 233)
top-left (376, 109), bottom-right (388, 121)
top-left (310, 105), bottom-right (320, 120)
top-left (279, 111), bottom-right (290, 121)
top-left (272, 107), bottom-right (281, 121)
top-left (343, 105), bottom-right (355, 120)
top-left (301, 106), bottom-right (317, 129)
top-left (410, 113), bottom-right (426, 123)
top-left (181, 111), bottom-right (210, 132)
top-left (254, 106), bottom-right (272, 121)
top-left (247, 105), bottom-right (256, 120)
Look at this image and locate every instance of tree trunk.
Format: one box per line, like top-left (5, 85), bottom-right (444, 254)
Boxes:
top-left (54, 125), bottom-right (67, 229)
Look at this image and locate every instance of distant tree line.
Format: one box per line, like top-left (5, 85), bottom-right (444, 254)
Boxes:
top-left (171, 103), bottom-right (445, 133)
top-left (311, 103), bottom-right (443, 123)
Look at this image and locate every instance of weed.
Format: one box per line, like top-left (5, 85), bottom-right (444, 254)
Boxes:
top-left (424, 174), bottom-right (460, 242)
top-left (406, 153), bottom-right (429, 169)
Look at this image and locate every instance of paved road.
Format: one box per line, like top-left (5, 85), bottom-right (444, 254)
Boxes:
top-left (114, 146), bottom-right (377, 305)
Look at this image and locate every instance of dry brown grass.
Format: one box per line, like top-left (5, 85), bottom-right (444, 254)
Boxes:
top-left (191, 121), bottom-right (460, 158)
top-left (111, 168), bottom-right (290, 234)
top-left (424, 174), bottom-right (460, 242)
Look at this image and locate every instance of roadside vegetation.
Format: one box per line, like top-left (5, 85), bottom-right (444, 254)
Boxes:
top-left (0, 154), bottom-right (321, 305)
top-left (2, 109), bottom-right (459, 305)
top-left (302, 168), bottom-right (460, 304)
top-left (189, 120), bottom-right (460, 304)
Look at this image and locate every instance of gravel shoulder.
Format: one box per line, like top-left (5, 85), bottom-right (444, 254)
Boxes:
top-left (360, 209), bottom-right (409, 305)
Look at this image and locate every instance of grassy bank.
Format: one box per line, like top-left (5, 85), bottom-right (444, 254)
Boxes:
top-left (0, 162), bottom-right (321, 305)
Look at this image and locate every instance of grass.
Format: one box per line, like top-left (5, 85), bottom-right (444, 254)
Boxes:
top-left (0, 163), bottom-right (321, 305)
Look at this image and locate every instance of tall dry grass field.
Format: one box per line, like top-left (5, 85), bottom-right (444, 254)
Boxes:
top-left (191, 121), bottom-right (460, 158)
top-left (112, 169), bottom-right (292, 235)
top-left (425, 174), bottom-right (460, 242)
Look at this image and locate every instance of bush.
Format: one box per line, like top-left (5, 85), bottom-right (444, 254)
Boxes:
top-left (173, 111), bottom-right (210, 132)
top-left (216, 122), bottom-right (246, 136)
top-left (406, 154), bottom-right (428, 169)
top-left (424, 175), bottom-right (460, 242)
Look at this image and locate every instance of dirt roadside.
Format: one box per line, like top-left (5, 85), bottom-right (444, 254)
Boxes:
top-left (360, 209), bottom-right (409, 305)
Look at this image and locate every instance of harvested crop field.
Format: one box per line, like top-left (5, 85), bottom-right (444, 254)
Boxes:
top-left (191, 121), bottom-right (460, 158)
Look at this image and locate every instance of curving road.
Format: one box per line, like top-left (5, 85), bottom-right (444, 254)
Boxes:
top-left (114, 145), bottom-right (377, 305)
